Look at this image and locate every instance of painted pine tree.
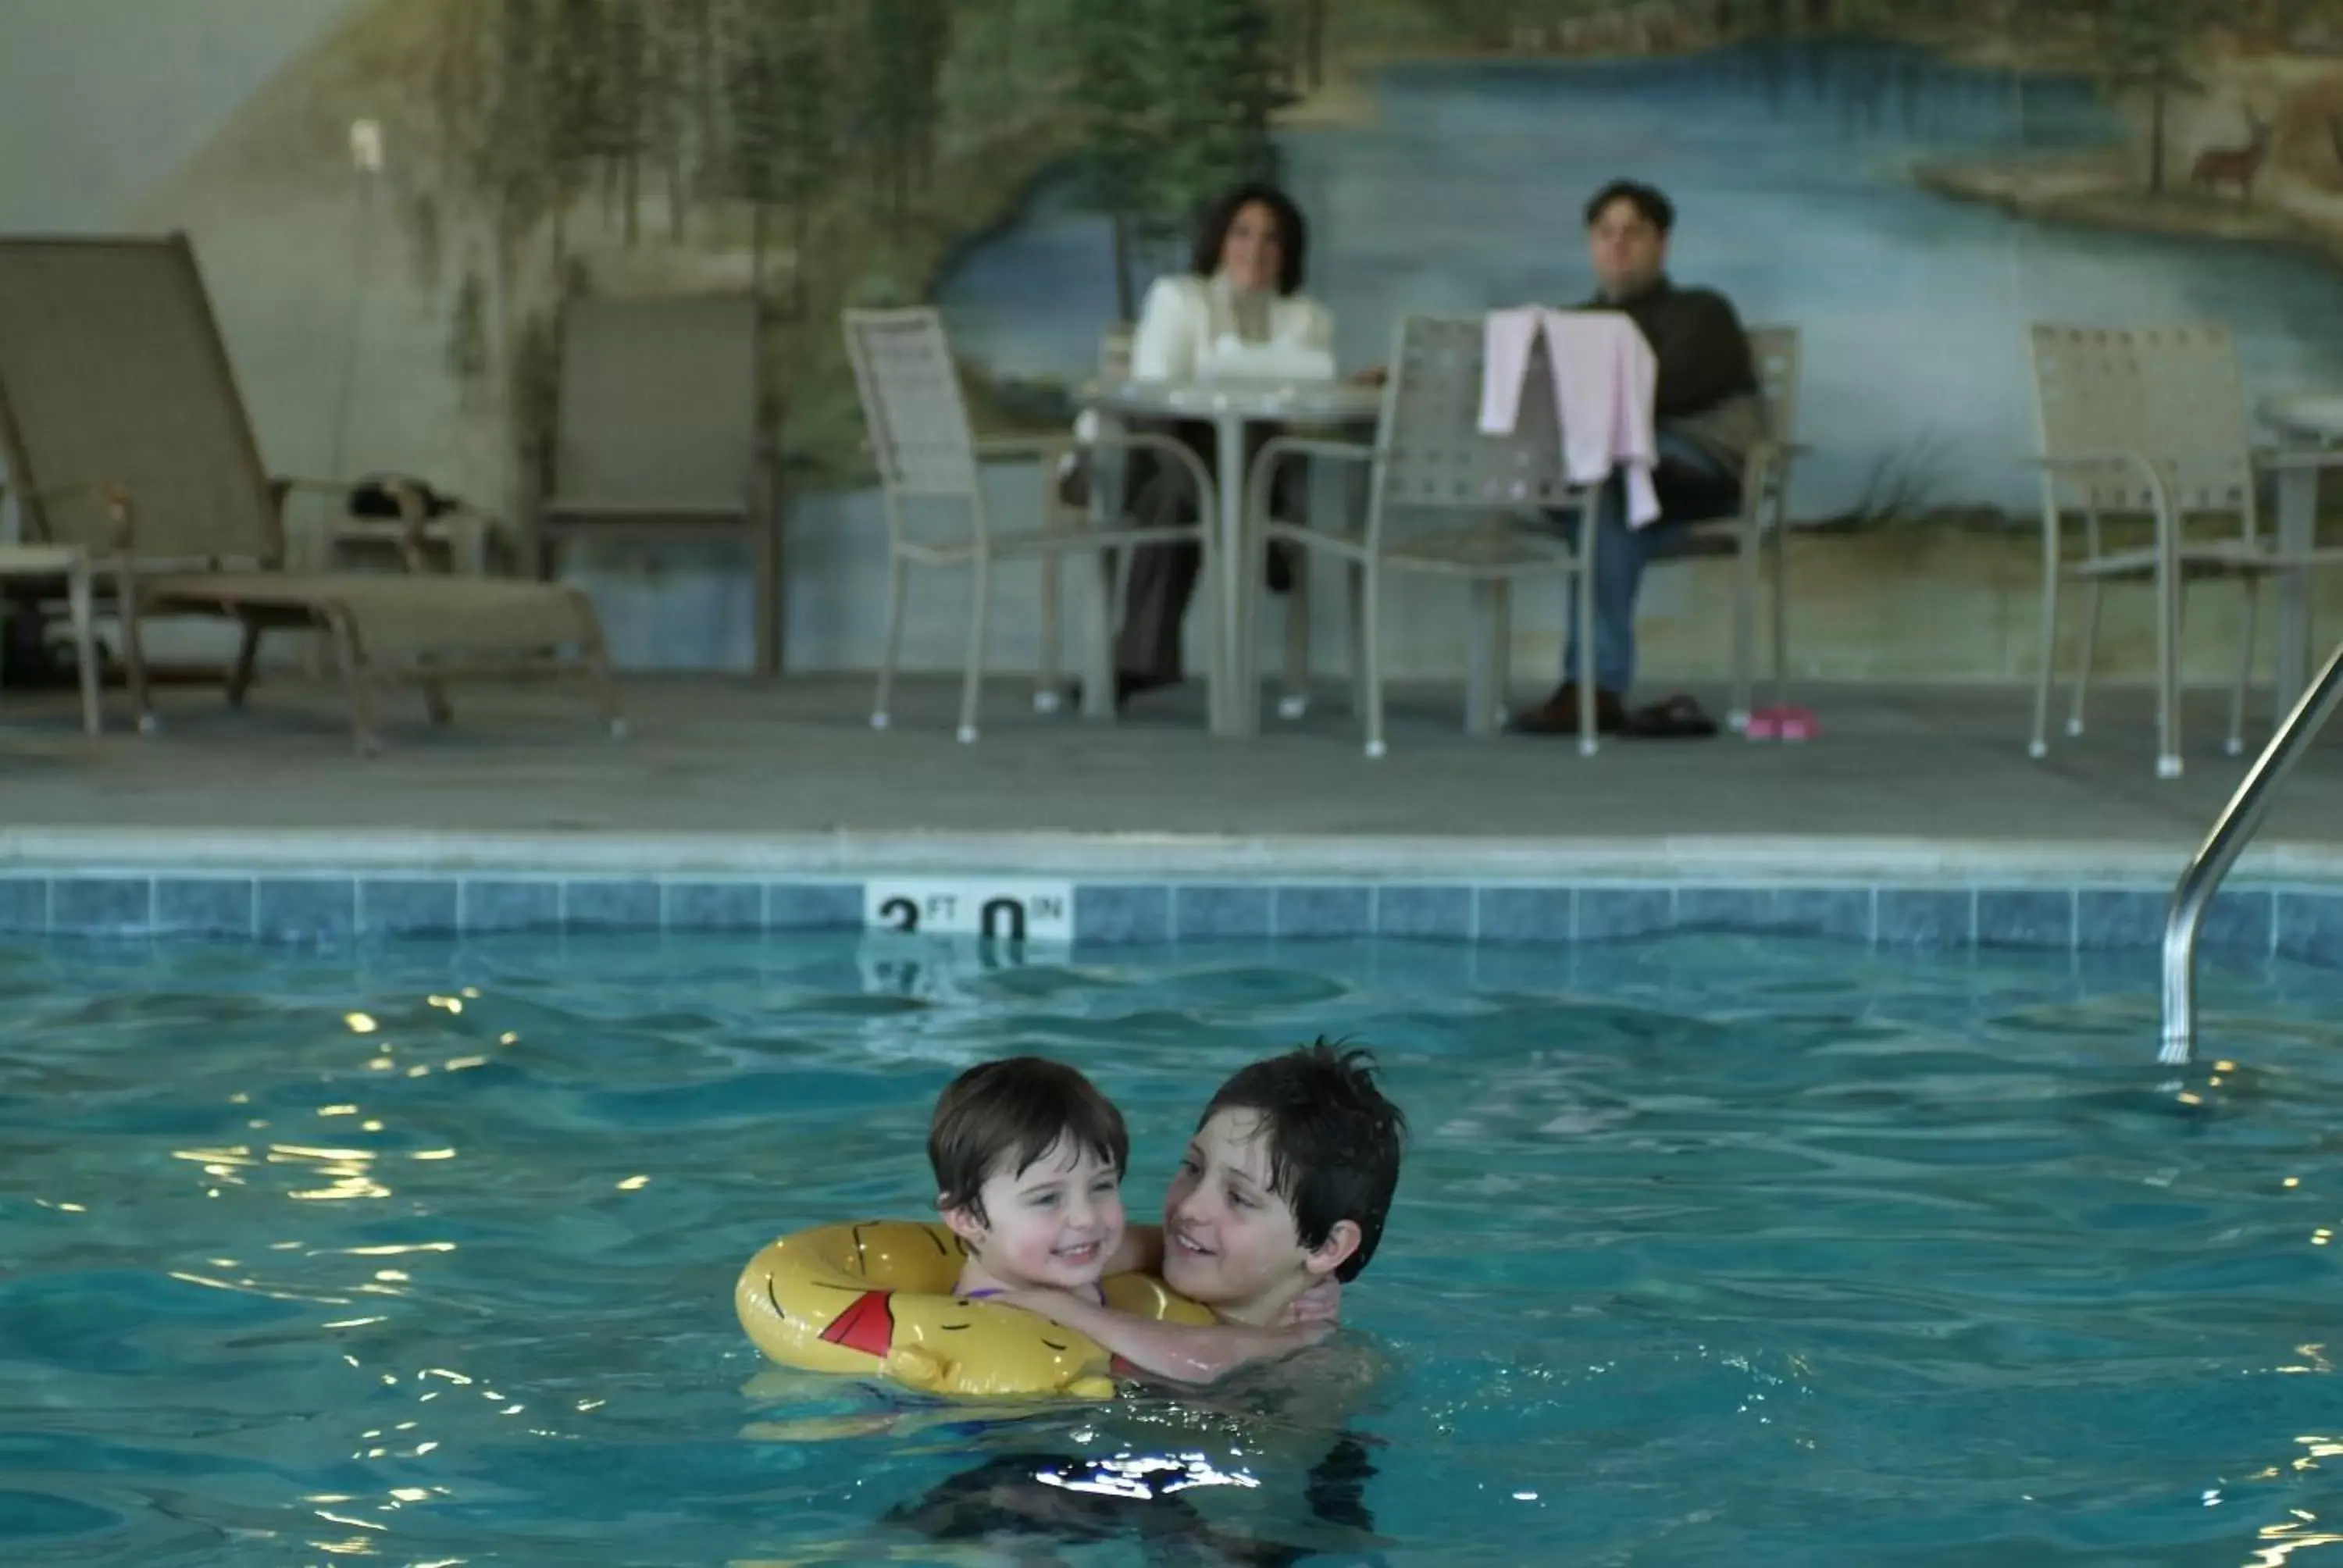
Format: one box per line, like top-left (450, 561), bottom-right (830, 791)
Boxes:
top-left (1293, 0), bottom-right (1328, 91)
top-left (596, 0), bottom-right (651, 243)
top-left (446, 267), bottom-right (492, 404)
top-left (473, 0), bottom-right (556, 362)
top-left (856, 0), bottom-right (954, 230)
top-left (2105, 0), bottom-right (2209, 194)
top-left (1148, 0), bottom-right (1282, 242)
top-left (725, 8), bottom-right (786, 293)
top-left (1065, 2), bottom-right (1159, 321)
top-left (770, 2), bottom-right (838, 317)
top-left (544, 0), bottom-right (608, 264)
top-left (643, 0), bottom-right (701, 241)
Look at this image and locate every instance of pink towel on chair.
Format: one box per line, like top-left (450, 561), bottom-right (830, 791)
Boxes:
top-left (1479, 308), bottom-right (1660, 526)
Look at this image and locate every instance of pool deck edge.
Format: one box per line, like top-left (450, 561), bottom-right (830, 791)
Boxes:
top-left (4, 826), bottom-right (2337, 886)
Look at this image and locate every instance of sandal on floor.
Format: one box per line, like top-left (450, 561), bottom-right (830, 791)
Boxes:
top-left (1626, 694), bottom-right (1720, 739)
top-left (1745, 705), bottom-right (1819, 743)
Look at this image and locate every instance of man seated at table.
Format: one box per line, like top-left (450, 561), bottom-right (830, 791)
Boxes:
top-left (1510, 179), bottom-right (1766, 740)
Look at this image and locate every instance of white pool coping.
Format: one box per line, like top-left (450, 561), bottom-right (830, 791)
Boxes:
top-left (3, 825), bottom-right (2338, 886)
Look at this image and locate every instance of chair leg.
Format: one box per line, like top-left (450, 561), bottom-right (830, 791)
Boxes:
top-left (2155, 519), bottom-right (2182, 780)
top-left (1361, 561), bottom-right (1387, 759)
top-left (2067, 580), bottom-right (2103, 739)
top-left (1080, 549), bottom-right (1116, 722)
top-left (1729, 515), bottom-right (1758, 732)
top-left (753, 515), bottom-right (781, 679)
top-left (1243, 517), bottom-right (1275, 729)
top-left (2229, 573), bottom-right (2259, 758)
top-left (1464, 579), bottom-right (1495, 737)
top-left (461, 515), bottom-right (490, 577)
top-left (301, 536), bottom-right (331, 682)
top-left (420, 662), bottom-right (455, 728)
top-left (323, 610), bottom-right (383, 757)
top-left (1575, 529), bottom-right (1599, 759)
top-left (1033, 553), bottom-right (1062, 715)
top-left (872, 553), bottom-right (908, 730)
top-left (958, 551), bottom-right (991, 745)
top-left (1492, 578), bottom-right (1513, 730)
top-left (1197, 522), bottom-right (1224, 731)
top-left (1767, 507), bottom-right (1789, 715)
top-left (116, 565), bottom-right (159, 736)
top-left (567, 587), bottom-right (626, 739)
top-left (66, 563), bottom-right (101, 736)
top-left (1279, 546), bottom-right (1312, 721)
top-left (227, 615), bottom-right (265, 707)
top-left (2029, 538), bottom-right (2059, 761)
top-left (1346, 561), bottom-right (1369, 720)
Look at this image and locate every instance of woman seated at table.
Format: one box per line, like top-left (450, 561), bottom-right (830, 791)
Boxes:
top-left (1104, 181), bottom-right (1336, 711)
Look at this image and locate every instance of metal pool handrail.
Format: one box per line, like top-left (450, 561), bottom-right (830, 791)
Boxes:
top-left (2163, 639), bottom-right (2343, 1065)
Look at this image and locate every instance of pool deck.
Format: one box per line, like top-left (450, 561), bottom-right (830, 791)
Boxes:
top-left (0, 672), bottom-right (2338, 883)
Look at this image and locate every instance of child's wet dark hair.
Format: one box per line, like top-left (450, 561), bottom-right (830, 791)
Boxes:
top-left (1200, 1039), bottom-right (1407, 1282)
top-left (930, 1057), bottom-right (1128, 1225)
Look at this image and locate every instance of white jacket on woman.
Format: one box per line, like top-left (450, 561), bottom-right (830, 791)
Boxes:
top-left (1072, 274), bottom-right (1338, 456)
top-left (1127, 273), bottom-right (1336, 383)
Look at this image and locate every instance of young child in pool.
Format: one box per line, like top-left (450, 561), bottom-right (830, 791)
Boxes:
top-left (930, 1057), bottom-right (1128, 1306)
top-left (996, 1040), bottom-right (1408, 1389)
top-left (929, 1056), bottom-right (1336, 1383)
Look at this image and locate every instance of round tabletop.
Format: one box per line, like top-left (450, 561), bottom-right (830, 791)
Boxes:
top-left (2261, 394), bottom-right (2343, 441)
top-left (1082, 378), bottom-right (1385, 424)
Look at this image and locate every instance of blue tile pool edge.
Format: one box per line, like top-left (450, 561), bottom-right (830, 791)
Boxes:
top-left (0, 873), bottom-right (2324, 961)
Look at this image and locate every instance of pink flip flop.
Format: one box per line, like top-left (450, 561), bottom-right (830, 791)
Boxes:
top-left (1745, 705), bottom-right (1819, 743)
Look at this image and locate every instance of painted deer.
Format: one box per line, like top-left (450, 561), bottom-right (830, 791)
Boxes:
top-left (2191, 109), bottom-right (2275, 203)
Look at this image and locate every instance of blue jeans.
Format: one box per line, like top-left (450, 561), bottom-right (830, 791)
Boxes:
top-left (1557, 431), bottom-right (1742, 695)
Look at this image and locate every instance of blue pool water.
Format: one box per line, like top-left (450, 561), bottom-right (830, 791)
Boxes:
top-left (3, 930), bottom-right (2341, 1564)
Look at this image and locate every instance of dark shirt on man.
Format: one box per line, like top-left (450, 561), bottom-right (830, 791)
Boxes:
top-left (1580, 276), bottom-right (1765, 472)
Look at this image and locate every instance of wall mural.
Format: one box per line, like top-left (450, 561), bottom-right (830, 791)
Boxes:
top-left (123, 0), bottom-right (2343, 675)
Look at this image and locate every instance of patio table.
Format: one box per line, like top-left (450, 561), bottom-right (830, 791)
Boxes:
top-left (1079, 378), bottom-right (1383, 738)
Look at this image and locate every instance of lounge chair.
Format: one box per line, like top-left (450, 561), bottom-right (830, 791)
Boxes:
top-left (0, 233), bottom-right (622, 754)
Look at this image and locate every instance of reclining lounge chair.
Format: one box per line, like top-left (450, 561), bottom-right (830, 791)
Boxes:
top-left (0, 233), bottom-right (622, 754)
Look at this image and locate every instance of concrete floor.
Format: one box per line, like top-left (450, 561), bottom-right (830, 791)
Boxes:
top-left (1, 671), bottom-right (2338, 880)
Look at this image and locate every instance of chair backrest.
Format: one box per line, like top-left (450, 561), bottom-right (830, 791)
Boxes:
top-left (2027, 323), bottom-right (2256, 520)
top-left (1746, 324), bottom-right (1801, 443)
top-left (0, 234), bottom-right (280, 561)
top-left (843, 305), bottom-right (979, 494)
top-left (555, 293), bottom-right (761, 508)
top-left (842, 308), bottom-right (982, 504)
top-left (1371, 315), bottom-right (1579, 526)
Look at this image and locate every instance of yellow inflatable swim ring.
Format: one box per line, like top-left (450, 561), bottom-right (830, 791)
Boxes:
top-left (734, 1220), bottom-right (1213, 1400)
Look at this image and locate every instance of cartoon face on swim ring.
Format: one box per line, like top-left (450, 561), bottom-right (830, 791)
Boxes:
top-left (734, 1220), bottom-right (1213, 1400)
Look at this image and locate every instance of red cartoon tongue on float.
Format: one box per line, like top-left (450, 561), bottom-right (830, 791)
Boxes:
top-left (818, 1289), bottom-right (896, 1359)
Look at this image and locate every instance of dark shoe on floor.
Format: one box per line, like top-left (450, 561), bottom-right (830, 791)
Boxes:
top-left (1624, 693), bottom-right (1720, 739)
top-left (1065, 672), bottom-right (1179, 712)
top-left (1507, 682), bottom-right (1628, 736)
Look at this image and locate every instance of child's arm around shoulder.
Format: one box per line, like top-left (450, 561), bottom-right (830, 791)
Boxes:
top-left (1099, 1230), bottom-right (1344, 1327)
top-left (1000, 1288), bottom-right (1330, 1387)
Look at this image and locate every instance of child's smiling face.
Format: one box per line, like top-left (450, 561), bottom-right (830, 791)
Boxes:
top-left (946, 1135), bottom-right (1125, 1294)
top-left (1161, 1108), bottom-right (1336, 1324)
